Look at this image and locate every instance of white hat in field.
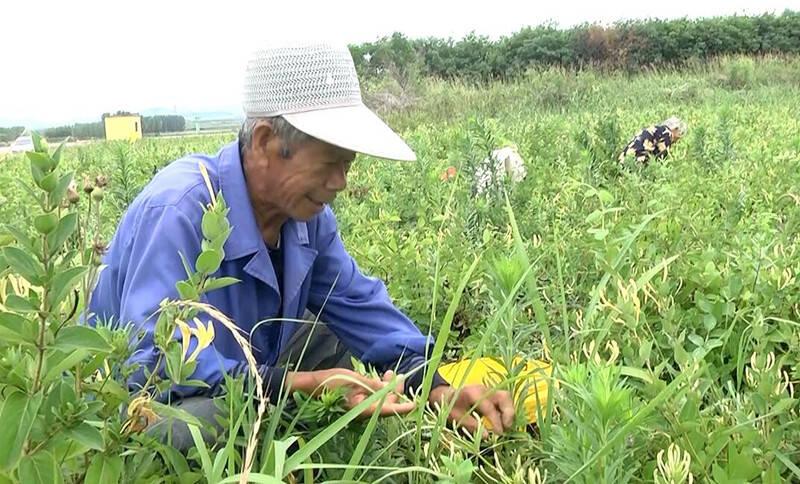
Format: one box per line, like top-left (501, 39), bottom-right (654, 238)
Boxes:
top-left (242, 42), bottom-right (416, 161)
top-left (662, 116), bottom-right (687, 136)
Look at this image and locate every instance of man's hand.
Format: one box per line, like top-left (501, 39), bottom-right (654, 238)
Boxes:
top-left (428, 384), bottom-right (515, 437)
top-left (288, 369), bottom-right (416, 417)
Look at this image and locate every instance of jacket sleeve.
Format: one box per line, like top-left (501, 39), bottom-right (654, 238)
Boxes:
top-left (90, 203), bottom-right (261, 401)
top-left (306, 208), bottom-right (447, 394)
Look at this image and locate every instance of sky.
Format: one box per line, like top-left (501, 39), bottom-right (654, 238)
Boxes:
top-left (1, 0), bottom-right (798, 127)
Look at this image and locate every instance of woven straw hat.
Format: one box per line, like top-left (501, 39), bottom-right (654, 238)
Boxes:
top-left (242, 42), bottom-right (415, 161)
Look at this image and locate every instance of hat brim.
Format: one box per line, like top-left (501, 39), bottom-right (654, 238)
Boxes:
top-left (282, 104), bottom-right (416, 161)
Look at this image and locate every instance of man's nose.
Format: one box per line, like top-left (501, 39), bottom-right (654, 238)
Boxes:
top-left (326, 162), bottom-right (348, 191)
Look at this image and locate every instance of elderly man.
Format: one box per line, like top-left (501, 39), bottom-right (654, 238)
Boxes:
top-left (89, 43), bottom-right (513, 449)
top-left (618, 116), bottom-right (687, 165)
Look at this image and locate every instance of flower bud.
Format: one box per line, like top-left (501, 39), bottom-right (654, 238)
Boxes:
top-left (83, 177), bottom-right (94, 194)
top-left (67, 186), bottom-right (80, 204)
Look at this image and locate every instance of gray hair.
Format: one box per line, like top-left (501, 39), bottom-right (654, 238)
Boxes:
top-left (238, 116), bottom-right (313, 159)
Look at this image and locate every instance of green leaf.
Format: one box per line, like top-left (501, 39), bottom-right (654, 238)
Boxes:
top-left (48, 173), bottom-right (74, 209)
top-left (149, 401), bottom-right (202, 427)
top-left (188, 425), bottom-right (214, 478)
top-left (31, 132), bottom-right (48, 154)
top-left (178, 252), bottom-right (194, 280)
top-left (50, 143), bottom-right (65, 168)
top-left (203, 276), bottom-right (239, 293)
top-left (37, 172), bottom-right (58, 192)
top-left (30, 162), bottom-right (45, 186)
top-left (201, 211), bottom-right (223, 241)
top-left (598, 189), bottom-right (614, 204)
top-left (2, 246), bottom-right (44, 285)
top-left (175, 280), bottom-right (199, 300)
top-left (46, 213), bottom-right (78, 257)
top-left (159, 445), bottom-right (191, 475)
top-left (195, 249), bottom-right (222, 275)
top-left (620, 365), bottom-right (654, 384)
top-left (634, 254), bottom-right (680, 290)
top-left (18, 450), bottom-right (61, 484)
top-left (3, 294), bottom-right (38, 312)
top-left (181, 379), bottom-right (210, 388)
top-left (66, 423), bottom-right (104, 451)
top-left (164, 343), bottom-right (184, 384)
top-left (3, 226), bottom-right (34, 253)
top-left (588, 228), bottom-right (609, 240)
top-left (0, 390), bottom-right (43, 470)
top-left (728, 445), bottom-right (760, 479)
top-left (712, 464), bottom-right (727, 482)
top-left (43, 349), bottom-right (89, 385)
top-left (47, 266), bottom-right (88, 308)
top-left (84, 454), bottom-right (122, 484)
top-left (53, 326), bottom-right (112, 352)
top-left (33, 213), bottom-right (58, 235)
top-left (0, 312), bottom-right (37, 346)
top-left (207, 228), bottom-right (231, 253)
top-left (180, 360), bottom-right (197, 381)
top-left (585, 209), bottom-right (603, 224)
top-left (25, 151), bottom-right (53, 174)
top-left (774, 449), bottom-right (800, 480)
top-left (0, 234), bottom-right (13, 248)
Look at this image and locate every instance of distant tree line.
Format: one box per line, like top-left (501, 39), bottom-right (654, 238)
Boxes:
top-left (349, 10), bottom-right (800, 82)
top-left (0, 127), bottom-right (25, 144)
top-left (35, 114), bottom-right (186, 141)
top-left (142, 115), bottom-right (185, 134)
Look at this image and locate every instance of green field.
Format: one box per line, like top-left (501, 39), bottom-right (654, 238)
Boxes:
top-left (0, 55), bottom-right (799, 482)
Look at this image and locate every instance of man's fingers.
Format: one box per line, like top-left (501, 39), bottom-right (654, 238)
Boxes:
top-left (476, 396), bottom-right (505, 434)
top-left (453, 411), bottom-right (488, 439)
top-left (360, 375), bottom-right (387, 392)
top-left (382, 370), bottom-right (405, 394)
top-left (492, 391), bottom-right (516, 429)
top-left (349, 376), bottom-right (414, 418)
top-left (376, 399), bottom-right (416, 416)
top-left (360, 394), bottom-right (416, 417)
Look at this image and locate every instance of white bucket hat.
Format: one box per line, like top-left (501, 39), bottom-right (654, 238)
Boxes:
top-left (242, 42), bottom-right (416, 161)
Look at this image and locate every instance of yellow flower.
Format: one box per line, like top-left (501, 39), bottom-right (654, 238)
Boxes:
top-left (654, 443), bottom-right (693, 484)
top-left (175, 318), bottom-right (193, 362)
top-left (188, 317), bottom-right (215, 362)
top-left (175, 317), bottom-right (215, 363)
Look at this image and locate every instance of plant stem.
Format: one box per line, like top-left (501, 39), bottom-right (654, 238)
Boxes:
top-left (32, 197), bottom-right (52, 394)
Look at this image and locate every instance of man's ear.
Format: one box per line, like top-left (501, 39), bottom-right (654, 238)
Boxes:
top-left (250, 120), bottom-right (276, 162)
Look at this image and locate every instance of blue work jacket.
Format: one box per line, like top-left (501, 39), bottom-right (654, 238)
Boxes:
top-left (89, 141), bottom-right (436, 399)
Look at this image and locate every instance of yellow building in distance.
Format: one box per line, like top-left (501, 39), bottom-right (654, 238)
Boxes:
top-left (103, 113), bottom-right (143, 141)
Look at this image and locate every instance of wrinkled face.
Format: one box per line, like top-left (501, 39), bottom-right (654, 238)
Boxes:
top-left (243, 121), bottom-right (356, 221)
top-left (669, 128), bottom-right (683, 142)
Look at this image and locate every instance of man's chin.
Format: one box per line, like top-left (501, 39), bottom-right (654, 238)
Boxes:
top-left (293, 202), bottom-right (326, 221)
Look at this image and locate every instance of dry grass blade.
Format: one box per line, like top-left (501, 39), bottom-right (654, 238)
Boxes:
top-left (176, 300), bottom-right (266, 484)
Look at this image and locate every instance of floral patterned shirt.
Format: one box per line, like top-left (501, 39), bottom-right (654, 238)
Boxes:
top-left (618, 125), bottom-right (674, 164)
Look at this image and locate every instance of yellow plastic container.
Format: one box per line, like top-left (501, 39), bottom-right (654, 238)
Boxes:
top-left (438, 357), bottom-right (552, 427)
